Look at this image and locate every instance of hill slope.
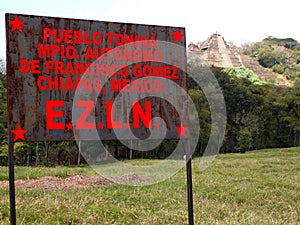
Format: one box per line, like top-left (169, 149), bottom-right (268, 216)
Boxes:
top-left (188, 34), bottom-right (298, 86)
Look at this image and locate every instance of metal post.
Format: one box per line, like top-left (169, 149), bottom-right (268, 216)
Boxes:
top-left (8, 142), bottom-right (16, 225)
top-left (185, 139), bottom-right (194, 225)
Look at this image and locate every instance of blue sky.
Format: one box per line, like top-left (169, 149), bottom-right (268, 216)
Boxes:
top-left (2, 0), bottom-right (300, 60)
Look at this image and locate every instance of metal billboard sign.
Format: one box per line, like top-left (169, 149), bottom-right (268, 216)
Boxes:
top-left (6, 13), bottom-right (188, 142)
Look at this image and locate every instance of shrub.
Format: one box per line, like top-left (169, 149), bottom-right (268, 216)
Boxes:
top-left (272, 64), bottom-right (285, 74)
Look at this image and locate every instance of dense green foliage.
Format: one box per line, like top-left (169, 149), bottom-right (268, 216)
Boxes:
top-left (223, 66), bottom-right (266, 85)
top-left (0, 72), bottom-right (7, 164)
top-left (242, 36), bottom-right (300, 81)
top-left (189, 66), bottom-right (300, 154)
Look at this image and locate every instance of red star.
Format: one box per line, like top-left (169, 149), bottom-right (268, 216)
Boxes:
top-left (8, 15), bottom-right (25, 32)
top-left (10, 123), bottom-right (28, 142)
top-left (175, 123), bottom-right (188, 137)
top-left (171, 29), bottom-right (184, 43)
top-left (66, 122), bottom-right (73, 130)
top-left (153, 123), bottom-right (159, 129)
top-left (98, 123), bottom-right (104, 129)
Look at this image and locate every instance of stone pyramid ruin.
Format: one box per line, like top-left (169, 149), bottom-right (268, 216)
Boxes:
top-left (188, 33), bottom-right (291, 86)
top-left (188, 33), bottom-right (242, 68)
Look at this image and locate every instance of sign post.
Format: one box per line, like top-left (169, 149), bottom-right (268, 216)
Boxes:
top-left (185, 139), bottom-right (194, 225)
top-left (8, 141), bottom-right (16, 225)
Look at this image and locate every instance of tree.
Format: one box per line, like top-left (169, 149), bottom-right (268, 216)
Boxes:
top-left (0, 59), bottom-right (5, 74)
top-left (0, 68), bottom-right (7, 162)
top-left (282, 82), bottom-right (300, 145)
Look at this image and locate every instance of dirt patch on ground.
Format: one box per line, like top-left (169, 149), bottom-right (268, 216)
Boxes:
top-left (0, 173), bottom-right (145, 190)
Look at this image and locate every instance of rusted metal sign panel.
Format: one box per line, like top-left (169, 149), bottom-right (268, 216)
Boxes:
top-left (6, 13), bottom-right (187, 142)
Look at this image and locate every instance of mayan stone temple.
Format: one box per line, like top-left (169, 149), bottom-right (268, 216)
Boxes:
top-left (188, 33), bottom-right (291, 85)
top-left (188, 33), bottom-right (242, 68)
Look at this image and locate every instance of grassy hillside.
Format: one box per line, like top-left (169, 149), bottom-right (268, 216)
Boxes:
top-left (242, 36), bottom-right (300, 83)
top-left (0, 147), bottom-right (299, 224)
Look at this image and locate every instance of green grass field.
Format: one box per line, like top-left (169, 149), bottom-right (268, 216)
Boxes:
top-left (0, 147), bottom-right (299, 224)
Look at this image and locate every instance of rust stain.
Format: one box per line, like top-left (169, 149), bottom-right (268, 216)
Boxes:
top-left (6, 13), bottom-right (187, 142)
